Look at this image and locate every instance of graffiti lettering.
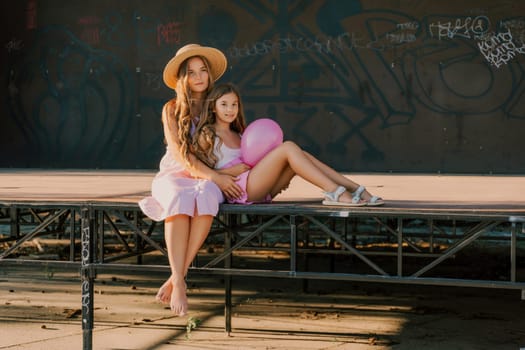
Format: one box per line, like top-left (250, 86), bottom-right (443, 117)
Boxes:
top-left (429, 16), bottom-right (491, 40)
top-left (81, 280), bottom-right (90, 316)
top-left (157, 22), bottom-right (182, 46)
top-left (5, 38), bottom-right (23, 53)
top-left (78, 16), bottom-right (101, 46)
top-left (478, 29), bottom-right (525, 68)
top-left (396, 21), bottom-right (419, 30)
top-left (81, 224), bottom-right (90, 265)
top-left (227, 31), bottom-right (399, 58)
top-left (386, 32), bottom-right (417, 44)
top-left (501, 18), bottom-right (525, 44)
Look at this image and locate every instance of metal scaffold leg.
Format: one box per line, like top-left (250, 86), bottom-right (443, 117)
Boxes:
top-left (81, 207), bottom-right (94, 350)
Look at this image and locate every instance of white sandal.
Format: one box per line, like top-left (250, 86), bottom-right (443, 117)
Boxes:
top-left (322, 186), bottom-right (367, 207)
top-left (352, 185), bottom-right (385, 206)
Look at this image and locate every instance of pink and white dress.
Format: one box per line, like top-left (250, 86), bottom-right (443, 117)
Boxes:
top-left (214, 138), bottom-right (271, 205)
top-left (139, 123), bottom-right (224, 221)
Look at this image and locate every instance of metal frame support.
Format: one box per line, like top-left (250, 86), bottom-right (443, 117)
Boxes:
top-left (224, 213), bottom-right (233, 335)
top-left (81, 206), bottom-right (95, 350)
top-left (511, 222), bottom-right (517, 283)
top-left (397, 218), bottom-right (403, 276)
top-left (0, 208), bottom-right (68, 259)
top-left (9, 207), bottom-right (19, 238)
top-left (290, 215), bottom-right (297, 274)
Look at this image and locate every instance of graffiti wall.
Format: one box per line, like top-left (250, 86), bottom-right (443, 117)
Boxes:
top-left (2, 0), bottom-right (524, 173)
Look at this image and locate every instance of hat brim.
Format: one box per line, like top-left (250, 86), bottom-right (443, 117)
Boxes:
top-left (163, 45), bottom-right (227, 90)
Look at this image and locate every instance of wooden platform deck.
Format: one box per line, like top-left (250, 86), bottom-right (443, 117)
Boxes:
top-left (0, 168), bottom-right (523, 218)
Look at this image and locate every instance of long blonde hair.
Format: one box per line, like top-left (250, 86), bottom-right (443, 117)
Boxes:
top-left (164, 56), bottom-right (215, 168)
top-left (193, 83), bottom-right (247, 168)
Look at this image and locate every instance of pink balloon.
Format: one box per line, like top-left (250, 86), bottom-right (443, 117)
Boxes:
top-left (241, 118), bottom-right (283, 166)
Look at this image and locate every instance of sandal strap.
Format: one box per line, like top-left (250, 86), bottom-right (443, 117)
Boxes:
top-left (323, 186), bottom-right (346, 202)
top-left (369, 196), bottom-right (380, 204)
top-left (352, 185), bottom-right (366, 203)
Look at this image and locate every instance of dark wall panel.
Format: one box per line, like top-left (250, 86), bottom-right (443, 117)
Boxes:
top-left (2, 0), bottom-right (524, 173)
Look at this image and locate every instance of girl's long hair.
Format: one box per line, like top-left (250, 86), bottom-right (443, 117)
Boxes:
top-left (164, 56), bottom-right (215, 168)
top-left (193, 83), bottom-right (247, 168)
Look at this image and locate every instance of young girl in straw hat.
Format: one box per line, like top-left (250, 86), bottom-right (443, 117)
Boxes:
top-left (139, 44), bottom-right (244, 316)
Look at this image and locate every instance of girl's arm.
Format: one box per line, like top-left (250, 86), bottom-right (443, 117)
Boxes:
top-left (162, 103), bottom-right (243, 199)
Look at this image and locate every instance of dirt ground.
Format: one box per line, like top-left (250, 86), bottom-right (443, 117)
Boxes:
top-left (1, 267), bottom-right (525, 350)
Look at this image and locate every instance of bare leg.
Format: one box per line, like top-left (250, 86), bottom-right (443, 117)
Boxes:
top-left (183, 213), bottom-right (213, 273)
top-left (156, 216), bottom-right (188, 305)
top-left (157, 212), bottom-right (214, 313)
top-left (157, 215), bottom-right (190, 316)
top-left (156, 216), bottom-right (190, 305)
top-left (268, 165), bottom-right (295, 198)
top-left (246, 141), bottom-right (356, 203)
top-left (303, 151), bottom-right (378, 201)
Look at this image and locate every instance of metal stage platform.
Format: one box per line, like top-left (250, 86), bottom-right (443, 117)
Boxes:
top-left (1, 169), bottom-right (524, 350)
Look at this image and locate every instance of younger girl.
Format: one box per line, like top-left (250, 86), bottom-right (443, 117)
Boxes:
top-left (194, 83), bottom-right (384, 206)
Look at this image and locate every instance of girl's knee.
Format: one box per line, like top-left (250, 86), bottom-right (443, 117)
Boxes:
top-left (165, 214), bottom-right (188, 223)
top-left (281, 140), bottom-right (299, 151)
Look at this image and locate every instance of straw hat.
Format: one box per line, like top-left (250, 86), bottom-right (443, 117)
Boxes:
top-left (163, 43), bottom-right (227, 89)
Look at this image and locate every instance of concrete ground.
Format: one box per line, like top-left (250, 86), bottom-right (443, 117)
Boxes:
top-left (1, 269), bottom-right (525, 350)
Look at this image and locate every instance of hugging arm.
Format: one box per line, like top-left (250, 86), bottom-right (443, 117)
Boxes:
top-left (161, 104), bottom-right (243, 199)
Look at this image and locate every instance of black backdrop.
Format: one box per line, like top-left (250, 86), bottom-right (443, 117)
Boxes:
top-left (2, 0), bottom-right (524, 173)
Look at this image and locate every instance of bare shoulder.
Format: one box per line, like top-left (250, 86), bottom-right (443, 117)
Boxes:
top-left (162, 99), bottom-right (177, 123)
top-left (163, 99), bottom-right (177, 113)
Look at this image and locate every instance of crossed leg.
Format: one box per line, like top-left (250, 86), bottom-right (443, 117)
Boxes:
top-left (245, 141), bottom-right (367, 204)
top-left (156, 212), bottom-right (213, 316)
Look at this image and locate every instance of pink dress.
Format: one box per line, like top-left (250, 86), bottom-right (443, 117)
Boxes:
top-left (139, 142), bottom-right (224, 221)
top-left (215, 139), bottom-right (271, 205)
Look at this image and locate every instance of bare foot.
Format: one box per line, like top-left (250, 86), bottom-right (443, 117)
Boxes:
top-left (155, 279), bottom-right (172, 304)
top-left (170, 280), bottom-right (188, 316)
